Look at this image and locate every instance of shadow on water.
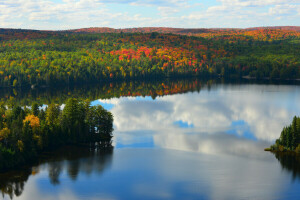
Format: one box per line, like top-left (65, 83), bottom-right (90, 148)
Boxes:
top-left (273, 152), bottom-right (300, 181)
top-left (0, 146), bottom-right (113, 199)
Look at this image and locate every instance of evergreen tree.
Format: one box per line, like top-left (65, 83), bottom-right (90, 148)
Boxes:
top-left (31, 102), bottom-right (39, 117)
top-left (273, 116), bottom-right (300, 151)
top-left (0, 98), bottom-right (113, 171)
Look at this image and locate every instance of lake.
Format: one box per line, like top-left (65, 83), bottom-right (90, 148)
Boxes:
top-left (1, 79), bottom-right (300, 200)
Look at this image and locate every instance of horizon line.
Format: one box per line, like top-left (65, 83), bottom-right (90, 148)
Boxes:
top-left (1, 25), bottom-right (300, 32)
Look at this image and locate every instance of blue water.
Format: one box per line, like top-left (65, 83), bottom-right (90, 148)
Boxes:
top-left (2, 83), bottom-right (300, 200)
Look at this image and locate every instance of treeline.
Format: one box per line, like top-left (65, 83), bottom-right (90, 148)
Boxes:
top-left (269, 116), bottom-right (300, 152)
top-left (195, 28), bottom-right (300, 41)
top-left (0, 98), bottom-right (113, 171)
top-left (0, 32), bottom-right (299, 88)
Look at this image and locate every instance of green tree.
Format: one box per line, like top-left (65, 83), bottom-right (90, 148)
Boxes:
top-left (13, 79), bottom-right (18, 87)
top-left (46, 104), bottom-right (61, 127)
top-left (31, 102), bottom-right (39, 116)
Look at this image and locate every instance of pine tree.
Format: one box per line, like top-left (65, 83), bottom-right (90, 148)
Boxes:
top-left (286, 126), bottom-right (292, 150)
top-left (46, 104), bottom-right (61, 127)
top-left (291, 116), bottom-right (298, 149)
top-left (62, 98), bottom-right (81, 141)
top-left (297, 117), bottom-right (300, 143)
top-left (280, 127), bottom-right (287, 147)
top-left (31, 102), bottom-right (39, 117)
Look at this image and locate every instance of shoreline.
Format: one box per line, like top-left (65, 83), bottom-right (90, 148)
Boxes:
top-left (264, 148), bottom-right (300, 155)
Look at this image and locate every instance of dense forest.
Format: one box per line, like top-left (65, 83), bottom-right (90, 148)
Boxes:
top-left (0, 28), bottom-right (299, 88)
top-left (0, 98), bottom-right (114, 171)
top-left (69, 26), bottom-right (300, 37)
top-left (269, 116), bottom-right (300, 153)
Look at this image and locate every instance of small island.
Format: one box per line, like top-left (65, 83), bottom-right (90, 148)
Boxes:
top-left (266, 116), bottom-right (300, 153)
top-left (0, 98), bottom-right (114, 172)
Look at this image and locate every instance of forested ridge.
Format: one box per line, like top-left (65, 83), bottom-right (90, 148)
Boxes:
top-left (0, 98), bottom-right (114, 171)
top-left (0, 28), bottom-right (299, 88)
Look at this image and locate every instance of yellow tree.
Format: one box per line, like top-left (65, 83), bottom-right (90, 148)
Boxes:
top-left (23, 115), bottom-right (40, 129)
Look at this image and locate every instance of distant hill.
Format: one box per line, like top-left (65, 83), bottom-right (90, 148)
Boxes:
top-left (1, 26), bottom-right (299, 36)
top-left (245, 26), bottom-right (300, 31)
top-left (0, 26), bottom-right (299, 89)
top-left (1, 26), bottom-right (299, 35)
top-left (67, 26), bottom-right (300, 34)
top-left (1, 26), bottom-right (299, 41)
top-left (0, 28), bottom-right (54, 40)
top-left (68, 27), bottom-right (210, 34)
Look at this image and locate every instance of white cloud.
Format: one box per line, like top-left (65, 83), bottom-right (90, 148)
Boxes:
top-left (128, 0), bottom-right (189, 7)
top-left (180, 0), bottom-right (300, 28)
top-left (217, 0), bottom-right (300, 7)
top-left (268, 4), bottom-right (300, 15)
top-left (157, 6), bottom-right (179, 16)
top-left (0, 0), bottom-right (299, 29)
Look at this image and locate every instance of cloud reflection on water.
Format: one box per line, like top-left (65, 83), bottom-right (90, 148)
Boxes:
top-left (10, 148), bottom-right (291, 200)
top-left (97, 84), bottom-right (300, 159)
top-left (5, 83), bottom-right (300, 200)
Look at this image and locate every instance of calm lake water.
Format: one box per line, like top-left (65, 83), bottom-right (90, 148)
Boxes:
top-left (1, 79), bottom-right (300, 200)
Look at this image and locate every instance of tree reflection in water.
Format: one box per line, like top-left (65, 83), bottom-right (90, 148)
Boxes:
top-left (0, 146), bottom-right (113, 199)
top-left (273, 152), bottom-right (300, 181)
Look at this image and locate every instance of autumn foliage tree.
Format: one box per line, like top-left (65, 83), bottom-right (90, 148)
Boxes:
top-left (0, 29), bottom-right (299, 87)
top-left (0, 98), bottom-right (114, 171)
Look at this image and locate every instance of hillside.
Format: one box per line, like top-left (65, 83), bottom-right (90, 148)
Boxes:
top-left (68, 26), bottom-right (300, 34)
top-left (0, 27), bottom-right (299, 88)
top-left (67, 26), bottom-right (300, 41)
top-left (1, 26), bottom-right (300, 41)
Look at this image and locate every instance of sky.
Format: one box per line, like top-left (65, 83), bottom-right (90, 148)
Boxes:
top-left (0, 0), bottom-right (299, 30)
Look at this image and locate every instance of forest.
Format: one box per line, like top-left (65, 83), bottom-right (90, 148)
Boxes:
top-left (269, 116), bottom-right (300, 153)
top-left (0, 98), bottom-right (114, 171)
top-left (0, 28), bottom-right (299, 88)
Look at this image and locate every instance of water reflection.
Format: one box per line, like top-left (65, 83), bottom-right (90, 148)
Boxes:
top-left (0, 169), bottom-right (30, 199)
top-left (2, 148), bottom-right (300, 200)
top-left (0, 78), bottom-right (297, 106)
top-left (1, 79), bottom-right (300, 199)
top-left (98, 84), bottom-right (300, 157)
top-left (0, 78), bottom-right (205, 105)
top-left (0, 146), bottom-right (113, 199)
top-left (273, 152), bottom-right (300, 181)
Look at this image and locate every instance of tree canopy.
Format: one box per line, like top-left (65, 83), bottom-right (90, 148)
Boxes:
top-left (0, 98), bottom-right (113, 171)
top-left (0, 30), bottom-right (299, 88)
top-left (269, 116), bottom-right (300, 153)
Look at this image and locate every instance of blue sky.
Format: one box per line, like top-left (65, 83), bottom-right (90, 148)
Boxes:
top-left (0, 0), bottom-right (299, 30)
